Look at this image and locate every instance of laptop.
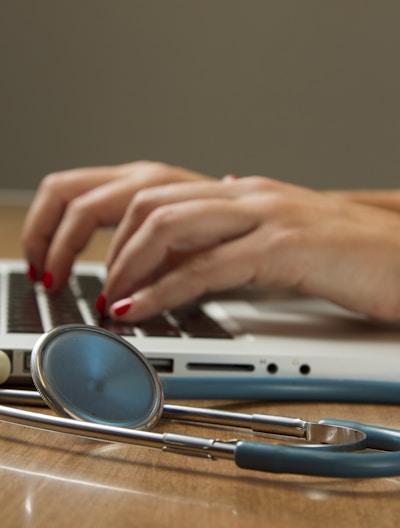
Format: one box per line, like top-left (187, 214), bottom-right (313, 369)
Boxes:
top-left (1, 257), bottom-right (400, 402)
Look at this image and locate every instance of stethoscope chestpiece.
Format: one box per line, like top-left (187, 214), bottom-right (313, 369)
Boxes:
top-left (31, 324), bottom-right (164, 430)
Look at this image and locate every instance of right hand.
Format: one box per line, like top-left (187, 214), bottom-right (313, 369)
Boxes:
top-left (21, 160), bottom-right (211, 289)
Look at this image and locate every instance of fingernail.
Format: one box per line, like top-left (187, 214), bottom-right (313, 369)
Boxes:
top-left (112, 298), bottom-right (132, 317)
top-left (95, 293), bottom-right (107, 316)
top-left (42, 271), bottom-right (53, 289)
top-left (27, 262), bottom-right (38, 281)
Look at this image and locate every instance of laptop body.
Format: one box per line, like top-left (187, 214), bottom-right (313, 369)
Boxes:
top-left (1, 258), bottom-right (400, 402)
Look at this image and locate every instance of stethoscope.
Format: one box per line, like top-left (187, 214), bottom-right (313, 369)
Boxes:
top-left (1, 325), bottom-right (400, 479)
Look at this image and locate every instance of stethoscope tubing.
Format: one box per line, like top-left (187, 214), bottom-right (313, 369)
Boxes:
top-left (235, 440), bottom-right (400, 478)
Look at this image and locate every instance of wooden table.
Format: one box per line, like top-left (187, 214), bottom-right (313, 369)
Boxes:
top-left (1, 203), bottom-right (400, 528)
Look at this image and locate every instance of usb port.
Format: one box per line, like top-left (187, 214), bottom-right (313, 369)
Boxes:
top-left (148, 358), bottom-right (174, 373)
top-left (24, 351), bottom-right (31, 372)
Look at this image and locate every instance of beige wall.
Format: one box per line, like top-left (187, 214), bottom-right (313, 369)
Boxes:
top-left (1, 1), bottom-right (399, 192)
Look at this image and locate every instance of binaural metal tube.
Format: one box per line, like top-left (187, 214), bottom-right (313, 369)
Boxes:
top-left (0, 404), bottom-right (236, 460)
top-left (0, 389), bottom-right (44, 406)
top-left (162, 404), bottom-right (366, 449)
top-left (163, 404), bottom-right (307, 436)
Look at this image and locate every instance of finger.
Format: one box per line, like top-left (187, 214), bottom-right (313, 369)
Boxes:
top-left (21, 165), bottom-right (128, 279)
top-left (105, 176), bottom-right (270, 268)
top-left (106, 179), bottom-right (242, 268)
top-left (103, 198), bottom-right (259, 306)
top-left (41, 176), bottom-right (152, 290)
top-left (23, 161), bottom-right (211, 282)
top-left (108, 235), bottom-right (259, 321)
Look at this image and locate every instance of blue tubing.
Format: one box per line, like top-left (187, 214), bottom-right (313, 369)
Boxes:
top-left (234, 440), bottom-right (400, 478)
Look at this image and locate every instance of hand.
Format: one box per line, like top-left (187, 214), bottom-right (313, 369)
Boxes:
top-left (101, 176), bottom-right (400, 322)
top-left (325, 189), bottom-right (400, 213)
top-left (21, 161), bottom-right (211, 288)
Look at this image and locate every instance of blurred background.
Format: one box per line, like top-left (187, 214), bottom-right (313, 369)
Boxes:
top-left (1, 0), bottom-right (400, 198)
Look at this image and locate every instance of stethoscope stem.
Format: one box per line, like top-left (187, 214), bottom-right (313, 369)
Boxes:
top-left (0, 388), bottom-right (43, 405)
top-left (163, 404), bottom-right (308, 436)
top-left (0, 404), bottom-right (236, 460)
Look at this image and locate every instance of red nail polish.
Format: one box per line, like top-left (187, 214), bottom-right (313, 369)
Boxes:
top-left (95, 293), bottom-right (106, 316)
top-left (42, 271), bottom-right (53, 289)
top-left (27, 262), bottom-right (38, 281)
top-left (113, 299), bottom-right (132, 317)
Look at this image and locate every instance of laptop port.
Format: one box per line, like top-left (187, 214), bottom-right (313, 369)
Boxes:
top-left (186, 362), bottom-right (255, 372)
top-left (148, 358), bottom-right (174, 373)
top-left (24, 351), bottom-right (32, 372)
top-left (299, 364), bottom-right (311, 375)
top-left (267, 363), bottom-right (278, 374)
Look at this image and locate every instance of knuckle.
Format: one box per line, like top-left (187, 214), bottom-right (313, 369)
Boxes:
top-left (39, 169), bottom-right (86, 196)
top-left (38, 171), bottom-right (65, 194)
top-left (133, 160), bottom-right (171, 180)
top-left (146, 205), bottom-right (177, 234)
top-left (128, 188), bottom-right (157, 220)
top-left (244, 175), bottom-right (277, 191)
top-left (257, 191), bottom-right (293, 217)
top-left (133, 160), bottom-right (163, 170)
top-left (247, 175), bottom-right (269, 187)
top-left (243, 176), bottom-right (295, 200)
top-left (63, 195), bottom-right (91, 221)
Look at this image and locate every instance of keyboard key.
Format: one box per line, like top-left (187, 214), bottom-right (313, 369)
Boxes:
top-left (47, 287), bottom-right (85, 326)
top-left (137, 315), bottom-right (181, 337)
top-left (8, 273), bottom-right (43, 333)
top-left (171, 304), bottom-right (233, 339)
top-left (77, 275), bottom-right (103, 303)
top-left (99, 319), bottom-right (136, 336)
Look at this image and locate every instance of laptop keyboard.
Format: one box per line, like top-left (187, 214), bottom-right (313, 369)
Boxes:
top-left (7, 272), bottom-right (232, 339)
top-left (8, 272), bottom-right (43, 332)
